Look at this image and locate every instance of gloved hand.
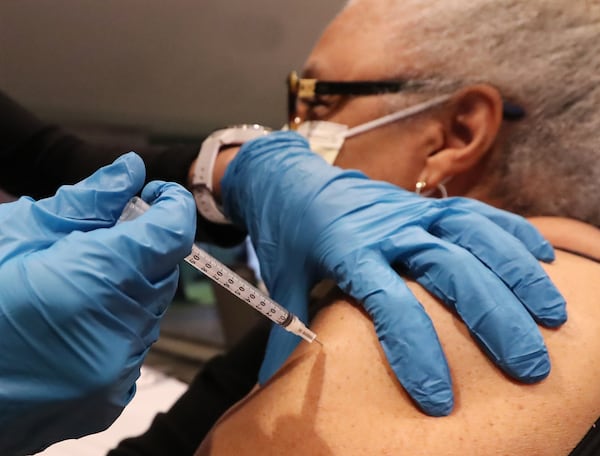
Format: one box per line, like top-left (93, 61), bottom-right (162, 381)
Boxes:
top-left (222, 131), bottom-right (566, 417)
top-left (0, 153), bottom-right (196, 455)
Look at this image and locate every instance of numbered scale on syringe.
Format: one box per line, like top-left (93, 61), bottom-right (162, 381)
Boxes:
top-left (118, 196), bottom-right (318, 344)
top-left (186, 246), bottom-right (290, 326)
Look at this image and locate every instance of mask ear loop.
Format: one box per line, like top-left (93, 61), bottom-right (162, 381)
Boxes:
top-left (342, 94), bottom-right (452, 139)
top-left (415, 178), bottom-right (451, 198)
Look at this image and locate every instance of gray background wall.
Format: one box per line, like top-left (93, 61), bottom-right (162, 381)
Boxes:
top-left (0, 1), bottom-right (345, 136)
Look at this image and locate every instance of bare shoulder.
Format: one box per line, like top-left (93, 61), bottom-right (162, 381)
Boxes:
top-left (198, 249), bottom-right (600, 456)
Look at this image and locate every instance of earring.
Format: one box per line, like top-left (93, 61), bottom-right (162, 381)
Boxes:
top-left (415, 180), bottom-right (448, 198)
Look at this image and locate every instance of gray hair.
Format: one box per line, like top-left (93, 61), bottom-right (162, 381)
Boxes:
top-left (348, 0), bottom-right (600, 226)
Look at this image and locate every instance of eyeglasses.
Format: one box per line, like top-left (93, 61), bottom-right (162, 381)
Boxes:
top-left (287, 70), bottom-right (526, 129)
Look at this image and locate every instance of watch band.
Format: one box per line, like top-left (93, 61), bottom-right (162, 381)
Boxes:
top-left (191, 124), bottom-right (271, 224)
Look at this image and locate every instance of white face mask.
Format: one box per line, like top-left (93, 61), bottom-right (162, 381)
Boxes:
top-left (295, 94), bottom-right (451, 164)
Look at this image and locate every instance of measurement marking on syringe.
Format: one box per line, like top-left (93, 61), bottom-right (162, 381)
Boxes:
top-left (186, 248), bottom-right (289, 325)
top-left (118, 196), bottom-right (317, 343)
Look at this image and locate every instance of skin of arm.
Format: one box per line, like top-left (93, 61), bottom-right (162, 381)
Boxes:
top-left (195, 220), bottom-right (600, 456)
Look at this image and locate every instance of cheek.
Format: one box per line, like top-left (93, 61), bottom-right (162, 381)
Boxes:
top-left (333, 130), bottom-right (425, 191)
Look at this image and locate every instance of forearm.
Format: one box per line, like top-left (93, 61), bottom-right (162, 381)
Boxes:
top-left (0, 90), bottom-right (198, 198)
top-left (0, 90), bottom-right (246, 245)
top-left (210, 146), bottom-right (241, 202)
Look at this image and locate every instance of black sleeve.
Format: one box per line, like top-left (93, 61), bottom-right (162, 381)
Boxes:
top-left (0, 90), bottom-right (246, 246)
top-left (568, 417), bottom-right (600, 456)
top-left (107, 320), bottom-right (270, 456)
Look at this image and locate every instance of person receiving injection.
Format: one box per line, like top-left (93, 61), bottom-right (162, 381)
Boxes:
top-left (0, 89), bottom-right (565, 455)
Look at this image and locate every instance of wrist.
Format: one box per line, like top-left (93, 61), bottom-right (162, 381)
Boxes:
top-left (212, 146), bottom-right (240, 202)
top-left (189, 146), bottom-right (240, 203)
top-left (221, 131), bottom-right (342, 229)
top-left (190, 125), bottom-right (271, 224)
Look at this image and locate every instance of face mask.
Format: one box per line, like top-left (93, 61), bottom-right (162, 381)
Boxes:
top-left (296, 94), bottom-right (451, 164)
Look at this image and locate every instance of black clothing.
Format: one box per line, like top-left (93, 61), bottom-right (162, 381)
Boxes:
top-left (0, 90), bottom-right (246, 247)
top-left (563, 245), bottom-right (600, 455)
top-left (107, 321), bottom-right (270, 456)
top-left (570, 419), bottom-right (600, 456)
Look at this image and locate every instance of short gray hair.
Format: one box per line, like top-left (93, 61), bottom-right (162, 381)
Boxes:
top-left (348, 0), bottom-right (600, 226)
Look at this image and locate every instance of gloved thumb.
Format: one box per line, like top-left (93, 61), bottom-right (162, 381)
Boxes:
top-left (0, 153), bottom-right (146, 261)
top-left (36, 152), bottom-right (146, 231)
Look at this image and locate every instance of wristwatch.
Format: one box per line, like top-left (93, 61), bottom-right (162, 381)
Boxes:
top-left (191, 124), bottom-right (272, 224)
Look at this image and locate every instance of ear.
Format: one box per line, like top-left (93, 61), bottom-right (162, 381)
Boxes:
top-left (418, 84), bottom-right (503, 188)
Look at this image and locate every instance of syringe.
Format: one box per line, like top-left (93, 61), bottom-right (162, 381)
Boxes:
top-left (119, 197), bottom-right (321, 344)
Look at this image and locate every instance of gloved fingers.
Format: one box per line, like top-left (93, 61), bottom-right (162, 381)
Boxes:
top-left (36, 152), bottom-right (146, 231)
top-left (429, 205), bottom-right (567, 327)
top-left (0, 154), bottom-right (146, 260)
top-left (331, 251), bottom-right (453, 416)
top-left (97, 266), bottom-right (177, 339)
top-left (437, 197), bottom-right (555, 262)
top-left (102, 180), bottom-right (197, 282)
top-left (0, 252), bottom-right (148, 456)
top-left (384, 228), bottom-right (552, 383)
top-left (258, 280), bottom-right (311, 385)
top-left (22, 242), bottom-right (177, 339)
top-left (111, 347), bottom-right (153, 406)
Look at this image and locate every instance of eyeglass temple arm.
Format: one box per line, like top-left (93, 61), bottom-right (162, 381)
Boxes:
top-left (291, 75), bottom-right (525, 122)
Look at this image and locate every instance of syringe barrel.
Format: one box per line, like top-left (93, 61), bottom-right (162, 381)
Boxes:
top-left (119, 197), bottom-right (319, 344)
top-left (118, 196), bottom-right (150, 223)
top-left (186, 245), bottom-right (292, 327)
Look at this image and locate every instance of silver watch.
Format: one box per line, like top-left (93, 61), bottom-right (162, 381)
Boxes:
top-left (191, 124), bottom-right (271, 224)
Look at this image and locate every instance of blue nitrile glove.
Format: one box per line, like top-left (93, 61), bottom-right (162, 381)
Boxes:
top-left (222, 131), bottom-right (566, 417)
top-left (0, 152), bottom-right (195, 455)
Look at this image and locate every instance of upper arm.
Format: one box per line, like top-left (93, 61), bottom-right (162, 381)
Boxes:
top-left (198, 251), bottom-right (600, 455)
